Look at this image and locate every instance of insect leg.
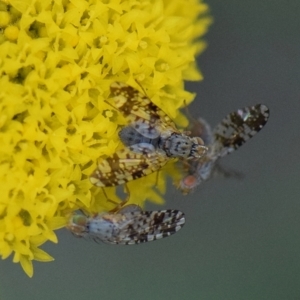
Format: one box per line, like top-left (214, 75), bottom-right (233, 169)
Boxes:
top-left (101, 188), bottom-right (122, 211)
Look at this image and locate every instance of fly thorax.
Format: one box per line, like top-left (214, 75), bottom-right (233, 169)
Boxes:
top-left (188, 136), bottom-right (208, 159)
top-left (163, 133), bottom-right (207, 159)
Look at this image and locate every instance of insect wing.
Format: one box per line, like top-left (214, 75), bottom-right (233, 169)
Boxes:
top-left (212, 104), bottom-right (269, 158)
top-left (118, 125), bottom-right (159, 152)
top-left (105, 209), bottom-right (186, 245)
top-left (109, 82), bottom-right (178, 138)
top-left (90, 147), bottom-right (170, 187)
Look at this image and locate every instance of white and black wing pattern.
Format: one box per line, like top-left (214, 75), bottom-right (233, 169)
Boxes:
top-left (109, 82), bottom-right (178, 137)
top-left (212, 104), bottom-right (270, 158)
top-left (107, 209), bottom-right (185, 245)
top-left (67, 206), bottom-right (185, 245)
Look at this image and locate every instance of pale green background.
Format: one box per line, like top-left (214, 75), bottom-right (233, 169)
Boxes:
top-left (1, 1), bottom-right (300, 299)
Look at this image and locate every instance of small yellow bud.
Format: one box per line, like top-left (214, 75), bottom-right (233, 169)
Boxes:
top-left (4, 25), bottom-right (19, 41)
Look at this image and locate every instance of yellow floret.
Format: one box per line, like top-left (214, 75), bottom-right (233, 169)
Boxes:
top-left (4, 25), bottom-right (19, 40)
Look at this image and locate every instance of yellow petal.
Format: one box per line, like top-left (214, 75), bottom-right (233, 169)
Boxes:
top-left (32, 247), bottom-right (54, 262)
top-left (19, 255), bottom-right (33, 278)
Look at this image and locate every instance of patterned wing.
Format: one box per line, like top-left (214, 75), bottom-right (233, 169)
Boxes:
top-left (212, 104), bottom-right (269, 158)
top-left (109, 209), bottom-right (186, 245)
top-left (109, 82), bottom-right (178, 138)
top-left (90, 147), bottom-right (170, 187)
top-left (67, 209), bottom-right (185, 245)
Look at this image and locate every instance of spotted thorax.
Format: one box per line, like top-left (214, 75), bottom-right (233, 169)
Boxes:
top-left (178, 104), bottom-right (270, 194)
top-left (67, 204), bottom-right (185, 245)
top-left (90, 82), bottom-right (207, 187)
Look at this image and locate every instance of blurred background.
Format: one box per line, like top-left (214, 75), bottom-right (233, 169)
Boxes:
top-left (1, 0), bottom-right (300, 299)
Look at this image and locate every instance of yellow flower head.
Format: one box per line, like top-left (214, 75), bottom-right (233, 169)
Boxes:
top-left (0, 0), bottom-right (211, 276)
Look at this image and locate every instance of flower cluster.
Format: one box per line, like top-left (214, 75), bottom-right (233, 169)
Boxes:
top-left (0, 0), bottom-right (211, 276)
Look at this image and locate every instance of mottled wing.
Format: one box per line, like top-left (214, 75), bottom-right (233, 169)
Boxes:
top-left (109, 82), bottom-right (178, 138)
top-left (90, 147), bottom-right (170, 187)
top-left (212, 104), bottom-right (269, 158)
top-left (105, 210), bottom-right (186, 245)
